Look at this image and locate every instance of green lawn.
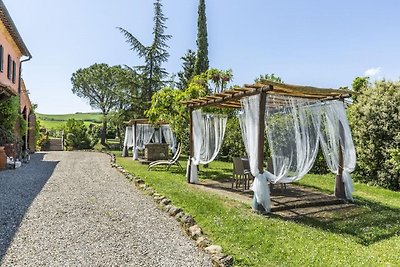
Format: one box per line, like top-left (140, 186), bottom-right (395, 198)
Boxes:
top-left (115, 155), bottom-right (400, 266)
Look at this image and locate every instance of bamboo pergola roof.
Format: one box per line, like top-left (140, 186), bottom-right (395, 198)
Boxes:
top-left (125, 119), bottom-right (169, 126)
top-left (184, 81), bottom-right (353, 109)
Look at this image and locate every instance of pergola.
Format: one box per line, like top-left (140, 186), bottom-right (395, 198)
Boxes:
top-left (123, 119), bottom-right (173, 159)
top-left (184, 80), bottom-right (354, 212)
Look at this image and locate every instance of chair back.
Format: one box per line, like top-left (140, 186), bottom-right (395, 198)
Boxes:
top-left (241, 156), bottom-right (250, 172)
top-left (170, 143), bottom-right (181, 163)
top-left (233, 157), bottom-right (246, 175)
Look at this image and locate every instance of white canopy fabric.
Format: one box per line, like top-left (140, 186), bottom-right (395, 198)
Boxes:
top-left (133, 124), bottom-right (155, 160)
top-left (319, 100), bottom-right (356, 201)
top-left (187, 110), bottom-right (227, 183)
top-left (239, 94), bottom-right (356, 212)
top-left (264, 95), bottom-right (321, 184)
top-left (122, 126), bottom-right (134, 157)
top-left (161, 125), bottom-right (177, 154)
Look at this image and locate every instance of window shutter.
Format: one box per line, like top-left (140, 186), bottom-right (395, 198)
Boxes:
top-left (12, 60), bottom-right (16, 83)
top-left (7, 54), bottom-right (11, 79)
top-left (0, 45), bottom-right (3, 72)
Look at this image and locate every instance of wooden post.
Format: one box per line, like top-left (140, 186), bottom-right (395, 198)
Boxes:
top-left (188, 107), bottom-right (194, 183)
top-left (133, 121), bottom-right (137, 160)
top-left (252, 90), bottom-right (267, 212)
top-left (335, 120), bottom-right (346, 199)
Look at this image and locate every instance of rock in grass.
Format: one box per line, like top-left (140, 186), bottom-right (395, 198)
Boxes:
top-left (212, 254), bottom-right (233, 267)
top-left (181, 214), bottom-right (195, 228)
top-left (160, 198), bottom-right (171, 206)
top-left (168, 206), bottom-right (182, 217)
top-left (175, 211), bottom-right (184, 221)
top-left (188, 225), bottom-right (202, 240)
top-left (205, 245), bottom-right (222, 255)
top-left (196, 236), bottom-right (211, 248)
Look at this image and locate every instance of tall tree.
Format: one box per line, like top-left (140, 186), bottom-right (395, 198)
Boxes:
top-left (193, 0), bottom-right (209, 76)
top-left (118, 0), bottom-right (171, 112)
top-left (71, 63), bottom-right (127, 145)
top-left (177, 49), bottom-right (196, 90)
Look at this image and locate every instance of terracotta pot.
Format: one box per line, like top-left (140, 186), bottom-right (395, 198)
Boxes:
top-left (0, 146), bottom-right (6, 170)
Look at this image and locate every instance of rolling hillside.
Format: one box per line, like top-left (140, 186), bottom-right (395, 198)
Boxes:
top-left (37, 112), bottom-right (103, 130)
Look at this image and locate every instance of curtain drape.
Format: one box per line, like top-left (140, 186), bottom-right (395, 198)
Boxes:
top-left (161, 125), bottom-right (177, 154)
top-left (133, 124), bottom-right (155, 160)
top-left (240, 94), bottom-right (271, 211)
top-left (319, 101), bottom-right (356, 201)
top-left (264, 95), bottom-right (321, 184)
top-left (239, 94), bottom-right (356, 211)
top-left (122, 126), bottom-right (133, 157)
top-left (187, 110), bottom-right (227, 183)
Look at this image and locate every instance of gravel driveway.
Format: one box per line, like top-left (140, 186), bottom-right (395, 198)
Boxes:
top-left (0, 151), bottom-right (212, 267)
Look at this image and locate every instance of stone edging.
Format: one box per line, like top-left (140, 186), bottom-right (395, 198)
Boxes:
top-left (107, 152), bottom-right (233, 267)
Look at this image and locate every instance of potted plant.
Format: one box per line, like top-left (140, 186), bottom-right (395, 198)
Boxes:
top-left (0, 126), bottom-right (15, 169)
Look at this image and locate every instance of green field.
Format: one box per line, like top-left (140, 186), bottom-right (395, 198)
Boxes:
top-left (37, 112), bottom-right (103, 130)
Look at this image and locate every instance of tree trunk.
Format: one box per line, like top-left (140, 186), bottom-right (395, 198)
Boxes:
top-left (101, 116), bottom-right (107, 145)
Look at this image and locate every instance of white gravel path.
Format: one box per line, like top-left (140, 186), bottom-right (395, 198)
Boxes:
top-left (0, 151), bottom-right (212, 267)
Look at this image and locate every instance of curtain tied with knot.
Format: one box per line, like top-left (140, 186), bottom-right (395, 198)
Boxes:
top-left (187, 110), bottom-right (227, 183)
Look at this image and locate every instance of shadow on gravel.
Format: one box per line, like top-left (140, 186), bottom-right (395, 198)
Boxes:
top-left (0, 153), bottom-right (59, 262)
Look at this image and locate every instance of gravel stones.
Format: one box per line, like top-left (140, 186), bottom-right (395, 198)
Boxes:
top-left (0, 151), bottom-right (212, 267)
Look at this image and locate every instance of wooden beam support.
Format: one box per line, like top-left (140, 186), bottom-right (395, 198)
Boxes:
top-left (253, 89), bottom-right (268, 213)
top-left (335, 120), bottom-right (346, 199)
top-left (188, 107), bottom-right (194, 183)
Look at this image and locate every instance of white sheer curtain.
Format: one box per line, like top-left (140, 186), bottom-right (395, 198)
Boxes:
top-left (161, 125), bottom-right (177, 154)
top-left (153, 128), bottom-right (162, 143)
top-left (240, 94), bottom-right (271, 211)
top-left (122, 126), bottom-right (133, 157)
top-left (133, 124), bottom-right (155, 160)
top-left (319, 101), bottom-right (356, 201)
top-left (187, 110), bottom-right (227, 183)
top-left (265, 95), bottom-right (321, 184)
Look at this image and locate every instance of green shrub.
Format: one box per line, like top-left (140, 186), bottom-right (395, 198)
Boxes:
top-left (348, 79), bottom-right (400, 190)
top-left (63, 119), bottom-right (97, 150)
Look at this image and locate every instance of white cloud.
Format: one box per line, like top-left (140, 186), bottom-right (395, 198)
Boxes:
top-left (364, 67), bottom-right (381, 77)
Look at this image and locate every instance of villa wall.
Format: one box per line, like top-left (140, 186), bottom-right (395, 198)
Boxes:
top-left (0, 20), bottom-right (21, 94)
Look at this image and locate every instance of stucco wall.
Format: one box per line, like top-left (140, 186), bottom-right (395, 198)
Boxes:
top-left (0, 20), bottom-right (21, 94)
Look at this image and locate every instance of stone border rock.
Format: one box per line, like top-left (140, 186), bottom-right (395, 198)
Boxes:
top-left (109, 153), bottom-right (233, 267)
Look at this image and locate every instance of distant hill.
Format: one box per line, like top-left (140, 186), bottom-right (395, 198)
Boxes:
top-left (37, 112), bottom-right (103, 130)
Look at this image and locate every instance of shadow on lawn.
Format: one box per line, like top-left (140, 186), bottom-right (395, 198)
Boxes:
top-left (272, 196), bottom-right (400, 246)
top-left (0, 153), bottom-right (58, 263)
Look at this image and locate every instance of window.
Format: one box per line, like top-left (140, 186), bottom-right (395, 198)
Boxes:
top-left (7, 54), bottom-right (11, 80)
top-left (12, 60), bottom-right (16, 83)
top-left (0, 45), bottom-right (3, 72)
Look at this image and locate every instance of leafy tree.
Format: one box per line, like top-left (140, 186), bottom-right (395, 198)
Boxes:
top-left (63, 119), bottom-right (97, 150)
top-left (348, 79), bottom-right (400, 190)
top-left (71, 63), bottom-right (127, 145)
top-left (206, 68), bottom-right (233, 93)
top-left (351, 76), bottom-right (369, 102)
top-left (118, 0), bottom-right (171, 110)
top-left (177, 49), bottom-right (196, 90)
top-left (193, 0), bottom-right (209, 75)
top-left (255, 73), bottom-right (284, 83)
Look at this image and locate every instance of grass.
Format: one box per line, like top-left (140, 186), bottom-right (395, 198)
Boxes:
top-left (115, 155), bottom-right (400, 266)
top-left (37, 112), bottom-right (102, 131)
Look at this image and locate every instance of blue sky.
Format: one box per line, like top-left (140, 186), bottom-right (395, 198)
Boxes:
top-left (4, 0), bottom-right (400, 114)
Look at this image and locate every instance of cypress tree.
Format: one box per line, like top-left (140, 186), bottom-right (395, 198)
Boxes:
top-left (193, 0), bottom-right (209, 75)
